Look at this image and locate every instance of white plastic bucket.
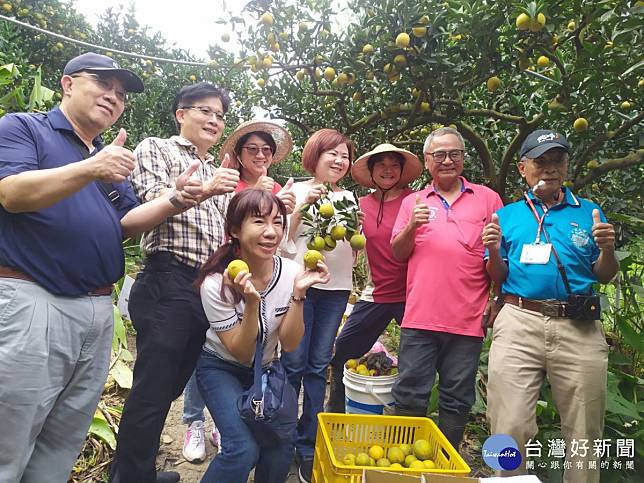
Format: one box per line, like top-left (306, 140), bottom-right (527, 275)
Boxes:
top-left (343, 367), bottom-right (396, 414)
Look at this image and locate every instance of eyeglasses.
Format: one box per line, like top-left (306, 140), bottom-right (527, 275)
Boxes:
top-left (426, 150), bottom-right (465, 163)
top-left (71, 73), bottom-right (127, 102)
top-left (241, 145), bottom-right (273, 157)
top-left (182, 106), bottom-right (226, 122)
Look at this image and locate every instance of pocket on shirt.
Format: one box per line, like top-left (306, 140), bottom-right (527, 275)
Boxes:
top-left (454, 219), bottom-right (485, 253)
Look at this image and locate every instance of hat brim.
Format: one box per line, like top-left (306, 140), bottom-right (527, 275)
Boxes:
top-left (85, 67), bottom-right (144, 93)
top-left (220, 120), bottom-right (293, 166)
top-left (522, 142), bottom-right (569, 160)
top-left (351, 144), bottom-right (423, 189)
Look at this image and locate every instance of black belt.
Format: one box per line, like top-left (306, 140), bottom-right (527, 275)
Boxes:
top-left (144, 252), bottom-right (201, 276)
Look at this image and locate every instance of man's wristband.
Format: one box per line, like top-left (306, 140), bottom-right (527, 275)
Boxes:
top-left (169, 189), bottom-right (187, 209)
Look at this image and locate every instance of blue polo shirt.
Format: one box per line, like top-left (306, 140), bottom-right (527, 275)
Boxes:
top-left (490, 188), bottom-right (604, 300)
top-left (0, 108), bottom-right (139, 296)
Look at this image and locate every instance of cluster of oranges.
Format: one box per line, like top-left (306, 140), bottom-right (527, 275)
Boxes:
top-left (340, 440), bottom-right (436, 470)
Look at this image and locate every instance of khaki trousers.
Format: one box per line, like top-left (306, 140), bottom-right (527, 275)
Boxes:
top-left (487, 303), bottom-right (608, 483)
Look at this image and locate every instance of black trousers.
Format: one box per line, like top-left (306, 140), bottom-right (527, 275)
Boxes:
top-left (109, 253), bottom-right (209, 483)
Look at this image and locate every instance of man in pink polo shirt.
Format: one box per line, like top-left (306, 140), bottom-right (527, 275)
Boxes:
top-left (391, 127), bottom-right (503, 450)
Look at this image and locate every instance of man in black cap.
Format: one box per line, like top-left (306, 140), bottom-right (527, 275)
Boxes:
top-left (0, 52), bottom-right (201, 483)
top-left (482, 129), bottom-right (617, 482)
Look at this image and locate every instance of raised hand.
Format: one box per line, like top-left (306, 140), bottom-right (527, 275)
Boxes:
top-left (276, 177), bottom-right (296, 213)
top-left (255, 167), bottom-right (276, 192)
top-left (90, 128), bottom-right (136, 183)
top-left (294, 261), bottom-right (331, 293)
top-left (591, 209), bottom-right (615, 251)
top-left (303, 183), bottom-right (327, 205)
top-left (174, 160), bottom-right (203, 208)
top-left (482, 213), bottom-right (502, 251)
top-left (204, 153), bottom-right (240, 196)
top-left (223, 268), bottom-right (261, 302)
top-left (409, 194), bottom-right (430, 228)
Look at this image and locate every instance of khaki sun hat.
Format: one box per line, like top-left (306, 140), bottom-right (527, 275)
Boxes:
top-left (351, 143), bottom-right (423, 189)
top-left (220, 120), bottom-right (293, 165)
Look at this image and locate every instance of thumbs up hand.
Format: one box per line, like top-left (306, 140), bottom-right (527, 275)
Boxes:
top-left (409, 194), bottom-right (430, 228)
top-left (591, 208), bottom-right (615, 251)
top-left (173, 161), bottom-right (203, 208)
top-left (255, 167), bottom-right (276, 193)
top-left (482, 213), bottom-right (502, 251)
top-left (276, 177), bottom-right (296, 214)
top-left (203, 153), bottom-right (240, 197)
top-left (90, 128), bottom-right (136, 183)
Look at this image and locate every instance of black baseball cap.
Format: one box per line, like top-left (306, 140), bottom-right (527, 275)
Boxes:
top-left (519, 129), bottom-right (570, 159)
top-left (63, 52), bottom-right (144, 93)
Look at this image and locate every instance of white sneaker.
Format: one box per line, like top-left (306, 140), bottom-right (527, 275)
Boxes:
top-left (182, 420), bottom-right (206, 463)
top-left (209, 426), bottom-right (221, 448)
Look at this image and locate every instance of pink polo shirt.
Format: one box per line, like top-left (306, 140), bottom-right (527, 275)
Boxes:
top-left (392, 178), bottom-right (503, 337)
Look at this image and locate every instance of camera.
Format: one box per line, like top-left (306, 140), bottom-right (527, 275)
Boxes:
top-left (565, 294), bottom-right (601, 321)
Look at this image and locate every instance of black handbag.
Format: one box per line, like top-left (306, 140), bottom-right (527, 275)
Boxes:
top-left (237, 320), bottom-right (298, 446)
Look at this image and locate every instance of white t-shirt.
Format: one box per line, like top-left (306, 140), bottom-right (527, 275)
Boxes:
top-left (201, 256), bottom-right (300, 366)
top-left (281, 181), bottom-right (355, 291)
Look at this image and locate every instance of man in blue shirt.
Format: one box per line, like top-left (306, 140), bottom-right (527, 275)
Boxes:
top-left (0, 53), bottom-right (201, 483)
top-left (482, 129), bottom-right (618, 483)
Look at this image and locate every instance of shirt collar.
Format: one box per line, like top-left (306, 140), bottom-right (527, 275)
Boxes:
top-left (425, 176), bottom-right (472, 197)
top-left (171, 135), bottom-right (215, 164)
top-left (49, 107), bottom-right (104, 150)
top-left (525, 186), bottom-right (580, 207)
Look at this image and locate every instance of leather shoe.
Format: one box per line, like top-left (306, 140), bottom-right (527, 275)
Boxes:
top-left (156, 471), bottom-right (180, 483)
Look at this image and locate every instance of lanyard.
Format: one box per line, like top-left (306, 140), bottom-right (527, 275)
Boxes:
top-left (523, 193), bottom-right (548, 244)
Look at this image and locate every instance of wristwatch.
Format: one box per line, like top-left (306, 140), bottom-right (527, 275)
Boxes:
top-left (493, 295), bottom-right (504, 306)
top-left (169, 189), bottom-right (187, 209)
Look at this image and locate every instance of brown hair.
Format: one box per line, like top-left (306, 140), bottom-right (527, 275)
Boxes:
top-left (194, 189), bottom-right (288, 293)
top-left (301, 128), bottom-right (354, 175)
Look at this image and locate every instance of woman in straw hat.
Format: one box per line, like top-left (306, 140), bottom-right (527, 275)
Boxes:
top-left (326, 143), bottom-right (423, 414)
top-left (279, 128), bottom-right (358, 482)
top-left (220, 120), bottom-right (296, 212)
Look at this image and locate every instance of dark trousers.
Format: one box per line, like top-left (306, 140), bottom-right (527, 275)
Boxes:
top-left (109, 253), bottom-right (209, 483)
top-left (331, 300), bottom-right (405, 368)
top-left (392, 328), bottom-right (483, 416)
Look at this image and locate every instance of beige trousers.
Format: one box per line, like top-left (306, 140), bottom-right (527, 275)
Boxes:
top-left (487, 303), bottom-right (608, 483)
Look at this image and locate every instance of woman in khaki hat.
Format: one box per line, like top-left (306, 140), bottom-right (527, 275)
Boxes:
top-left (220, 120), bottom-right (294, 195)
top-left (326, 143), bottom-right (423, 414)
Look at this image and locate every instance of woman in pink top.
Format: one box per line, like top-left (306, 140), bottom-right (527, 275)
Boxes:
top-left (220, 120), bottom-right (296, 211)
top-left (326, 144), bottom-right (423, 414)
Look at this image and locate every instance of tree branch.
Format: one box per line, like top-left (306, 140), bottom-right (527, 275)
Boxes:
top-left (456, 121), bottom-right (495, 188)
top-left (573, 150), bottom-right (644, 189)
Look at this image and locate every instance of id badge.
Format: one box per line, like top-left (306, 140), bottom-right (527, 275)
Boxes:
top-left (520, 243), bottom-right (552, 264)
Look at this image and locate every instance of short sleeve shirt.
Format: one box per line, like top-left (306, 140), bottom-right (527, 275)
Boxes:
top-left (492, 189), bottom-right (603, 300)
top-left (0, 108), bottom-right (139, 296)
top-left (392, 178), bottom-right (503, 337)
top-left (359, 188), bottom-right (413, 303)
top-left (282, 182), bottom-right (355, 291)
top-left (201, 256), bottom-right (300, 366)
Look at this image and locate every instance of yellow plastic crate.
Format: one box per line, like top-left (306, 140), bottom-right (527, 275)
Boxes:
top-left (312, 413), bottom-right (470, 483)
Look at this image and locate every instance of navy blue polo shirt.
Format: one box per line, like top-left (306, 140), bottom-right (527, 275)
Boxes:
top-left (0, 108), bottom-right (139, 296)
top-left (487, 188), bottom-right (604, 300)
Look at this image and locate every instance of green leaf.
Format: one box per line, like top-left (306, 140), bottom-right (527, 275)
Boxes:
top-left (110, 360), bottom-right (133, 389)
top-left (88, 416), bottom-right (116, 449)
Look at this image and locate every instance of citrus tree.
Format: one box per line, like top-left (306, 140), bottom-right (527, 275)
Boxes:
top-left (206, 0), bottom-right (642, 204)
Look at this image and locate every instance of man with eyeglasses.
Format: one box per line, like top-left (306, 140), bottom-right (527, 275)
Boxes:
top-left (483, 130), bottom-right (617, 482)
top-left (0, 52), bottom-right (204, 483)
top-left (109, 83), bottom-right (240, 483)
top-left (391, 127), bottom-right (503, 450)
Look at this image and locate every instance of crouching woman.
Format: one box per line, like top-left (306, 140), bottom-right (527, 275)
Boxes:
top-left (194, 189), bottom-right (330, 483)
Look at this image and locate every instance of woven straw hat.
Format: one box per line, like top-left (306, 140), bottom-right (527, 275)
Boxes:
top-left (351, 143), bottom-right (423, 188)
top-left (220, 120), bottom-right (293, 165)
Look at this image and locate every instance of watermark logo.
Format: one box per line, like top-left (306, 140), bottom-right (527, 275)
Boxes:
top-left (483, 434), bottom-right (522, 471)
